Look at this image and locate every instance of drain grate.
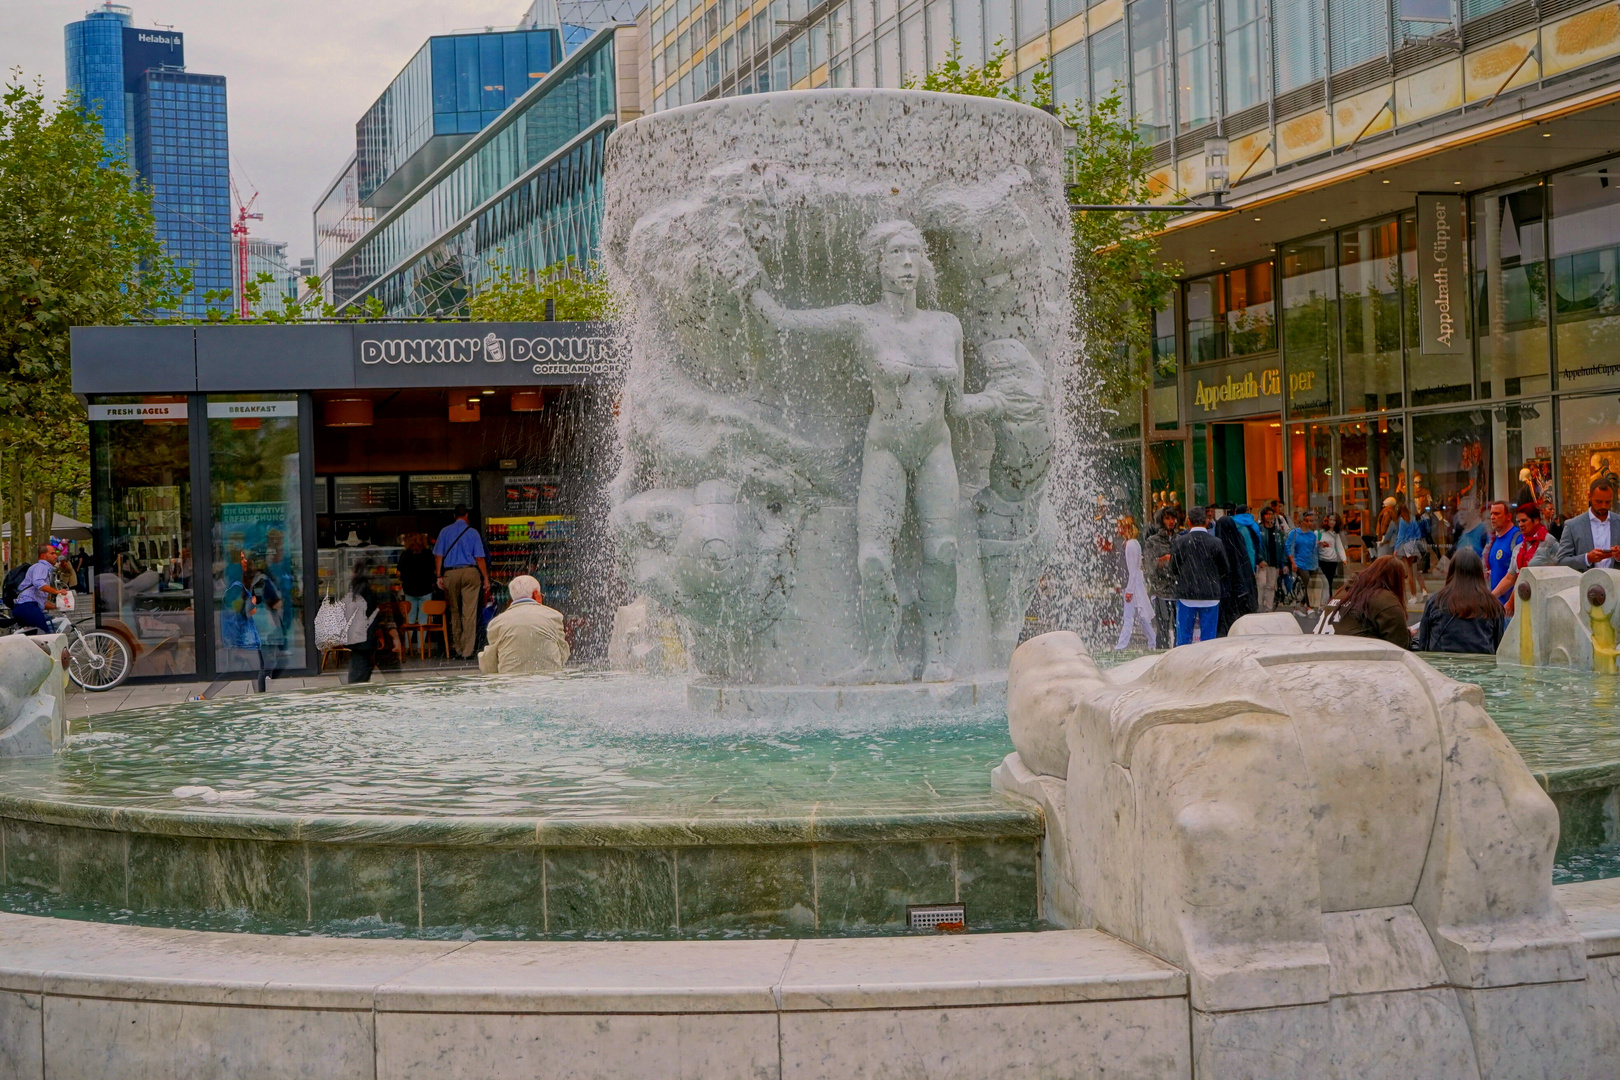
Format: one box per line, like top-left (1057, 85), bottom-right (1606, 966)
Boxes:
top-left (908, 904), bottom-right (967, 932)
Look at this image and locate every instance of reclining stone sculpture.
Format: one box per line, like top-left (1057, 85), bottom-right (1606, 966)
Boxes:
top-left (996, 629), bottom-right (1591, 1079)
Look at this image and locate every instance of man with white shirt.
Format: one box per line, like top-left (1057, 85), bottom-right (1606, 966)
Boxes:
top-left (1532, 477), bottom-right (1620, 571)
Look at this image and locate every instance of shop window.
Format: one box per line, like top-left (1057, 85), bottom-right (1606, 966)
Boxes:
top-left (1411, 408), bottom-right (1491, 557)
top-left (1473, 183), bottom-right (1551, 399)
top-left (1403, 211), bottom-right (1472, 406)
top-left (1337, 416), bottom-right (1405, 550)
top-left (1101, 441), bottom-right (1145, 518)
top-left (1339, 219), bottom-right (1404, 413)
top-left (1149, 439), bottom-right (1187, 513)
top-left (1555, 394), bottom-right (1620, 519)
top-left (207, 395), bottom-right (308, 676)
top-left (1191, 422), bottom-right (1210, 506)
top-left (1491, 400), bottom-right (1553, 516)
top-left (1550, 158), bottom-right (1620, 392)
top-left (89, 395), bottom-right (195, 677)
top-left (1185, 262), bottom-right (1275, 364)
top-left (1280, 236), bottom-right (1337, 417)
top-left (1150, 307), bottom-right (1180, 430)
top-left (1288, 422), bottom-right (1334, 519)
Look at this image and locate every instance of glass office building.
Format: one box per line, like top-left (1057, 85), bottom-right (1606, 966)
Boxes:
top-left (65, 5), bottom-right (231, 318)
top-left (318, 21), bottom-right (641, 316)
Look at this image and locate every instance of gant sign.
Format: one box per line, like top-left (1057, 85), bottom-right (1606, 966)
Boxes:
top-left (352, 324), bottom-right (620, 386)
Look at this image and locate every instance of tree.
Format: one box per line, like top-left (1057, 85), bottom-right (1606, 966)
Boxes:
top-left (467, 256), bottom-right (615, 323)
top-left (0, 74), bottom-right (187, 564)
top-left (905, 44), bottom-right (1179, 416)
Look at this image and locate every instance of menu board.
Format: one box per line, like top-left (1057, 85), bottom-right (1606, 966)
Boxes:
top-left (409, 473), bottom-right (474, 510)
top-left (503, 475), bottom-right (562, 514)
top-left (332, 475), bottom-right (401, 513)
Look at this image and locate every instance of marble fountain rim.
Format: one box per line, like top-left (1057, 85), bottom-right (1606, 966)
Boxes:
top-left (0, 790), bottom-right (1042, 848)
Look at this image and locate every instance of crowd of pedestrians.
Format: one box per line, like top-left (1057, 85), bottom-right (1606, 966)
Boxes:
top-left (1112, 489), bottom-right (1557, 656)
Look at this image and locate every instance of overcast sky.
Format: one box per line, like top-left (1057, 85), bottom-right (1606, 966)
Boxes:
top-left (0, 1), bottom-right (533, 265)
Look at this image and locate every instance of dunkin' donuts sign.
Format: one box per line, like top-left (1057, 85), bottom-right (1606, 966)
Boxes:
top-left (353, 327), bottom-right (621, 384)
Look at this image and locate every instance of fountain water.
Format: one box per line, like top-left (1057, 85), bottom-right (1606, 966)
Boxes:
top-left (602, 90), bottom-right (1069, 711)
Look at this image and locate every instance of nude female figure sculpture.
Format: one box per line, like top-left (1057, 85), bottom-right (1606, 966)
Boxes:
top-left (752, 220), bottom-right (1006, 682)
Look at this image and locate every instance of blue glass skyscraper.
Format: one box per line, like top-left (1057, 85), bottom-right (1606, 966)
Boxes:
top-left (65, 4), bottom-right (232, 316)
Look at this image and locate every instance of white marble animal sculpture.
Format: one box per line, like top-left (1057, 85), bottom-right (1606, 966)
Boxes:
top-left (996, 630), bottom-right (1591, 1080)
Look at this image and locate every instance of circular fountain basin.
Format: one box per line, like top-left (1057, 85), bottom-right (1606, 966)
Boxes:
top-left (0, 655), bottom-right (1615, 940)
top-left (0, 674), bottom-right (1041, 939)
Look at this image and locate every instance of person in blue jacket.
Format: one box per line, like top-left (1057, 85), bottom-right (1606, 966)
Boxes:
top-left (1285, 511), bottom-right (1320, 610)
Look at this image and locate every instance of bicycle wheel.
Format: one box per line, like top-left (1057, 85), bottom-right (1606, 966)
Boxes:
top-left (67, 631), bottom-right (132, 691)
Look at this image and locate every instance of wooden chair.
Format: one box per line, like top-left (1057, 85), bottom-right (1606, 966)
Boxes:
top-left (417, 599), bottom-right (450, 660)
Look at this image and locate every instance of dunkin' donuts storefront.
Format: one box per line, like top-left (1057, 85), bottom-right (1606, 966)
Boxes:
top-left (70, 321), bottom-right (617, 683)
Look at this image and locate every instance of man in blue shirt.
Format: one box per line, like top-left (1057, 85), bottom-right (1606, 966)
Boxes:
top-left (1286, 512), bottom-right (1320, 610)
top-left (433, 505), bottom-right (489, 660)
top-left (12, 546), bottom-right (64, 633)
top-left (1485, 500), bottom-right (1521, 596)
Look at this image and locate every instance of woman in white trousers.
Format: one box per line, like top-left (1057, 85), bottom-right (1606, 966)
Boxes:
top-left (1115, 516), bottom-right (1156, 649)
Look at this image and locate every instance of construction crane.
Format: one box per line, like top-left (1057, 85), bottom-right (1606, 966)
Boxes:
top-left (230, 174), bottom-right (263, 319)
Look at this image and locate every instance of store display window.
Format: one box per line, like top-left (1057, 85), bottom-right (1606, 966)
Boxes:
top-left (1555, 394), bottom-right (1620, 518)
top-left (1411, 408), bottom-right (1491, 557)
top-left (88, 395), bottom-right (195, 677)
top-left (1550, 157), bottom-right (1620, 392)
top-left (1340, 218), bottom-right (1404, 413)
top-left (207, 394), bottom-right (308, 676)
top-left (1473, 183), bottom-right (1551, 399)
top-left (1280, 235), bottom-right (1337, 418)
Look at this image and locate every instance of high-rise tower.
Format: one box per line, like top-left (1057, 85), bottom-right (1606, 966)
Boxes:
top-left (65, 3), bottom-right (232, 316)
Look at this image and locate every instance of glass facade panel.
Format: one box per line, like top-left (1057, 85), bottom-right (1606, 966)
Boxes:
top-left (1412, 408), bottom-right (1491, 556)
top-left (1273, 0), bottom-right (1325, 95)
top-left (1222, 0), bottom-right (1267, 112)
top-left (1091, 22), bottom-right (1128, 102)
top-left (1186, 263), bottom-right (1276, 363)
top-left (1329, 0), bottom-right (1389, 73)
top-left (1339, 219), bottom-right (1404, 413)
top-left (1053, 42), bottom-right (1088, 107)
top-left (1492, 400), bottom-right (1553, 514)
top-left (1151, 307), bottom-right (1180, 429)
top-left (1281, 235), bottom-right (1337, 417)
top-left (1129, 0), bottom-right (1171, 143)
top-left (1557, 394), bottom-right (1620, 518)
top-left (1288, 422), bottom-right (1335, 518)
top-left (1175, 0), bottom-right (1218, 132)
top-left (1337, 416), bottom-right (1405, 546)
top-left (90, 397), bottom-right (196, 678)
top-left (1551, 158), bottom-right (1620, 391)
top-left (1018, 0), bottom-right (1049, 40)
top-left (1149, 440), bottom-right (1187, 513)
top-left (208, 396), bottom-right (307, 676)
top-left (1473, 183), bottom-right (1551, 399)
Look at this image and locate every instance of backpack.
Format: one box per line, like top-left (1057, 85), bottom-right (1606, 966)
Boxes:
top-left (2, 564), bottom-right (29, 607)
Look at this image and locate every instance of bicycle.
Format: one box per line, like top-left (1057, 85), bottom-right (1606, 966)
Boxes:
top-left (2, 609), bottom-right (132, 692)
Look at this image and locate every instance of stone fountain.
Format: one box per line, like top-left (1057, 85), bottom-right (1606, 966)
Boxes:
top-left (602, 90), bottom-right (1068, 712)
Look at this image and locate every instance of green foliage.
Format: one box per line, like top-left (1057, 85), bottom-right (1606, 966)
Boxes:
top-left (0, 74), bottom-right (188, 557)
top-left (467, 256), bottom-right (615, 323)
top-left (905, 43), bottom-right (1180, 418)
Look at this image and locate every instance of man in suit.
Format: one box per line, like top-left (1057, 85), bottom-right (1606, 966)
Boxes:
top-left (1531, 477), bottom-right (1620, 570)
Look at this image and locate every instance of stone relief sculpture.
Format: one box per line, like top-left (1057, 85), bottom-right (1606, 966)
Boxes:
top-left (995, 629), bottom-right (1593, 1079)
top-left (1497, 564), bottom-right (1620, 672)
top-left (0, 635), bottom-right (64, 758)
top-left (601, 91), bottom-right (1070, 697)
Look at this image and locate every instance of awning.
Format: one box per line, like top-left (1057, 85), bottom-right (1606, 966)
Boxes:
top-left (1, 513), bottom-right (93, 542)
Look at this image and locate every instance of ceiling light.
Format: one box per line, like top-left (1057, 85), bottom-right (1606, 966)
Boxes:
top-left (1320, 217), bottom-right (1328, 222)
top-left (1453, 180), bottom-right (1462, 185)
top-left (1254, 217), bottom-right (1262, 221)
top-left (1542, 132), bottom-right (1552, 137)
top-left (1381, 179), bottom-right (1390, 184)
top-left (1209, 248), bottom-right (1217, 252)
top-left (481, 389), bottom-right (495, 395)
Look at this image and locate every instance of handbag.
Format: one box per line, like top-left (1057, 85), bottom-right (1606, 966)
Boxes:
top-left (313, 593), bottom-right (349, 650)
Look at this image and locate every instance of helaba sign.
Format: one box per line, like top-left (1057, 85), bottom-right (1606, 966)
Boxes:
top-left (135, 32), bottom-right (179, 46)
top-left (352, 325), bottom-right (621, 385)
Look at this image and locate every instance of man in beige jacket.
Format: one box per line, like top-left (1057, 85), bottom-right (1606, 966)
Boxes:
top-left (477, 575), bottom-right (570, 675)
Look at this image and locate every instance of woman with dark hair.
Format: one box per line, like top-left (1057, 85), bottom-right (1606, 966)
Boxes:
top-left (342, 561), bottom-right (383, 684)
top-left (1318, 513), bottom-right (1348, 597)
top-left (1416, 547), bottom-right (1506, 654)
top-left (1213, 513), bottom-right (1258, 635)
top-left (1328, 555), bottom-right (1412, 649)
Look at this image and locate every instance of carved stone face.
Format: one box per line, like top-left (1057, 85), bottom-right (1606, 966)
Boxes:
top-left (877, 231), bottom-right (925, 294)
